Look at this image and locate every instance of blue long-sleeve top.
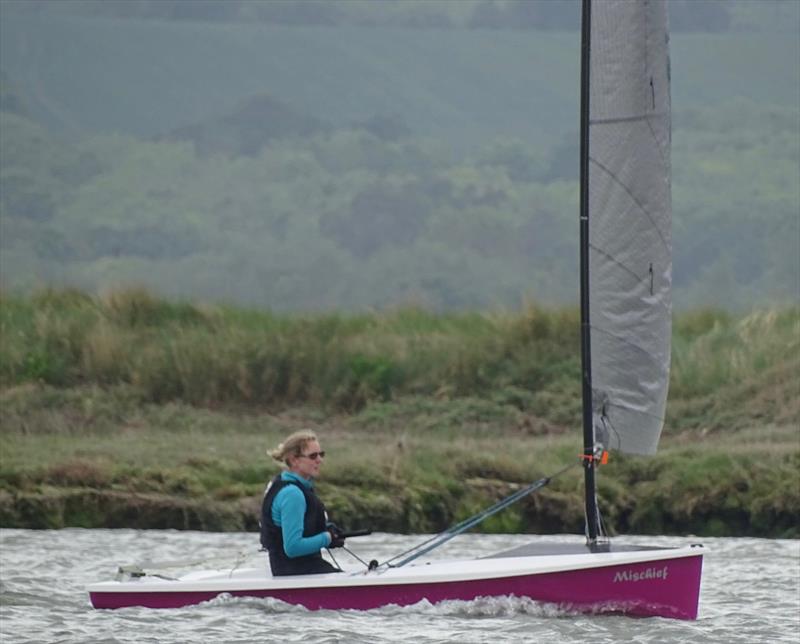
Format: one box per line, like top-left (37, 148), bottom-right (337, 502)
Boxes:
top-left (271, 471), bottom-right (332, 557)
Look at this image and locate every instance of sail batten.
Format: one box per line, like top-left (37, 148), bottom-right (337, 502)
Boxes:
top-left (588, 0), bottom-right (672, 457)
top-left (591, 113), bottom-right (668, 125)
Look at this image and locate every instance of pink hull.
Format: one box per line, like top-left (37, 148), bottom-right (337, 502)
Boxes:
top-left (90, 554), bottom-right (703, 619)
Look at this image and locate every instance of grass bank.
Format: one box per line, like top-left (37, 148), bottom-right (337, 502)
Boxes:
top-left (0, 289), bottom-right (798, 537)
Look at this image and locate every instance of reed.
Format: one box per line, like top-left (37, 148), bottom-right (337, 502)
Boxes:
top-left (2, 288), bottom-right (797, 426)
top-left (1, 383), bottom-right (796, 536)
top-left (0, 289), bottom-right (581, 411)
top-left (1, 288), bottom-right (797, 535)
top-left (671, 308), bottom-right (796, 395)
top-left (668, 307), bottom-right (800, 431)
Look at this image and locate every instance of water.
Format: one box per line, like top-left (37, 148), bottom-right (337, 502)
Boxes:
top-left (0, 530), bottom-right (797, 643)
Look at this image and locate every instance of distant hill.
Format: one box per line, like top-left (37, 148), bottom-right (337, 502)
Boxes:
top-left (0, 7), bottom-right (797, 313)
top-left (0, 70), bottom-right (28, 116)
top-left (1, 10), bottom-right (797, 152)
top-left (160, 94), bottom-right (329, 156)
top-left (0, 11), bottom-right (572, 150)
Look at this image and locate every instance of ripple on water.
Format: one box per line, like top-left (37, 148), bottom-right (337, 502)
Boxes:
top-left (1, 530), bottom-right (798, 644)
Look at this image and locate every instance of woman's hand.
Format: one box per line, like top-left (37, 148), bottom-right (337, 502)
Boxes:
top-left (327, 523), bottom-right (346, 548)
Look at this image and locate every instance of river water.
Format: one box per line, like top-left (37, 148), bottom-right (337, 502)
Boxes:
top-left (0, 530), bottom-right (797, 643)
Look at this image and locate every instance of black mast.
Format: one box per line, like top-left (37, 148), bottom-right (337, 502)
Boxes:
top-left (579, 0), bottom-right (601, 544)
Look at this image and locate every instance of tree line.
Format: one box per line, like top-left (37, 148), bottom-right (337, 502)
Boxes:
top-left (1, 75), bottom-right (797, 312)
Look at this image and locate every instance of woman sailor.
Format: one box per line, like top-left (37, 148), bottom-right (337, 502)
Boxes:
top-left (260, 430), bottom-right (344, 575)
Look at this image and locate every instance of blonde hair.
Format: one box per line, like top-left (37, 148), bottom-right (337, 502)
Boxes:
top-left (269, 430), bottom-right (318, 466)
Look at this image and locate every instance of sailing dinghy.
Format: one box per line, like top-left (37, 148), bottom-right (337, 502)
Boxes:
top-left (88, 0), bottom-right (703, 619)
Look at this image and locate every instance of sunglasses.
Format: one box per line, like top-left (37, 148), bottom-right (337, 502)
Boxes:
top-left (299, 451), bottom-right (326, 460)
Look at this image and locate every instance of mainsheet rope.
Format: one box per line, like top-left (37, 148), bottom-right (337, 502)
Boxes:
top-left (116, 548), bottom-right (254, 581)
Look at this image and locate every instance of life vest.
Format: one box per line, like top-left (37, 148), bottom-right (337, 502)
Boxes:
top-left (260, 474), bottom-right (336, 576)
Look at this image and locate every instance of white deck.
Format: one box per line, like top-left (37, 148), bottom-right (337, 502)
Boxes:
top-left (88, 544), bottom-right (701, 595)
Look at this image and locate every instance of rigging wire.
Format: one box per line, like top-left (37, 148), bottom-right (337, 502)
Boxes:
top-left (374, 460), bottom-right (580, 571)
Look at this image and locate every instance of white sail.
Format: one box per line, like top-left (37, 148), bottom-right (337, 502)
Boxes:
top-left (588, 0), bottom-right (671, 456)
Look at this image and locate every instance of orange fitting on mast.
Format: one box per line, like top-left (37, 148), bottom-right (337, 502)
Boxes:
top-left (579, 451), bottom-right (609, 465)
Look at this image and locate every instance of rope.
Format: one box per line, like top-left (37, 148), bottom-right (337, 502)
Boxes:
top-left (326, 544), bottom-right (375, 572)
top-left (116, 548), bottom-right (256, 581)
top-left (379, 460), bottom-right (579, 570)
top-left (120, 462), bottom-right (579, 577)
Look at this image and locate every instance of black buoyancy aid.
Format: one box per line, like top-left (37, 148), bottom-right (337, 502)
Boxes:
top-left (260, 474), bottom-right (333, 576)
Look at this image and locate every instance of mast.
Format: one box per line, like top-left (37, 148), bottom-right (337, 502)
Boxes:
top-left (579, 0), bottom-right (601, 544)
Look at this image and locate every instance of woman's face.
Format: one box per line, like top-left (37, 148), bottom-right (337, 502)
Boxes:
top-left (288, 439), bottom-right (324, 479)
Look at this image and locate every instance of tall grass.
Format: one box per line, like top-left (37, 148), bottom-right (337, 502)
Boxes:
top-left (671, 308), bottom-right (797, 395)
top-left (669, 307), bottom-right (800, 431)
top-left (1, 288), bottom-right (797, 433)
top-left (0, 289), bottom-right (580, 413)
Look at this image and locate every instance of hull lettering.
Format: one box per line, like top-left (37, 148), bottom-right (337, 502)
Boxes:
top-left (613, 565), bottom-right (669, 583)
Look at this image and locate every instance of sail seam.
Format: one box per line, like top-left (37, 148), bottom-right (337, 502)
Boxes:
top-left (591, 324), bottom-right (670, 368)
top-left (591, 114), bottom-right (670, 172)
top-left (588, 156), bottom-right (670, 252)
top-left (589, 243), bottom-right (641, 280)
top-left (604, 400), bottom-right (666, 424)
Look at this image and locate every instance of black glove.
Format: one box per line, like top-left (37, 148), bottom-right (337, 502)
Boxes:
top-left (328, 523), bottom-right (346, 549)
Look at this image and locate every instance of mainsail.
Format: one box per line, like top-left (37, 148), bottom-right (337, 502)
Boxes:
top-left (587, 0), bottom-right (672, 456)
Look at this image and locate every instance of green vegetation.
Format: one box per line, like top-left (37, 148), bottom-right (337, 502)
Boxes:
top-left (0, 94), bottom-right (796, 312)
top-left (1, 289), bottom-right (797, 537)
top-left (0, 4), bottom-right (797, 536)
top-left (0, 10), bottom-right (797, 313)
